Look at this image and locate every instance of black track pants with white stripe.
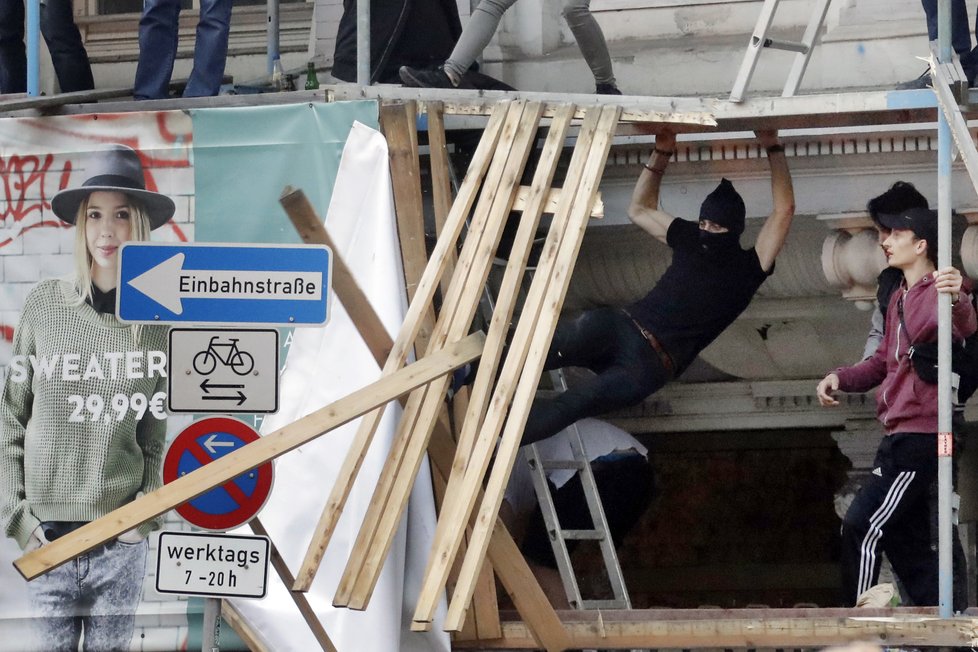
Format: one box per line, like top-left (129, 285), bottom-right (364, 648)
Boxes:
top-left (841, 432), bottom-right (938, 607)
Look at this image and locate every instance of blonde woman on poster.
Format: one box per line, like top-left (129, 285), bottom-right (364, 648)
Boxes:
top-left (0, 144), bottom-right (172, 651)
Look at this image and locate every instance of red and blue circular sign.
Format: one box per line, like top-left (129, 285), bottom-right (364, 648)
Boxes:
top-left (163, 417), bottom-right (273, 530)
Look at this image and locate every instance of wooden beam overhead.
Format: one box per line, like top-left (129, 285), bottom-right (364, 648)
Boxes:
top-left (323, 84), bottom-right (959, 133)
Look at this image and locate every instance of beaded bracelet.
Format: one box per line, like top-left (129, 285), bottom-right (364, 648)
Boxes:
top-left (766, 144), bottom-right (785, 154)
top-left (653, 148), bottom-right (674, 157)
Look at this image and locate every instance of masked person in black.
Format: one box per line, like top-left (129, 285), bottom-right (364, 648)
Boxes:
top-left (521, 129), bottom-right (795, 445)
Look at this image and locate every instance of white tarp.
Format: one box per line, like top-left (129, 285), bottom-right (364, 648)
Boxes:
top-left (229, 122), bottom-right (451, 652)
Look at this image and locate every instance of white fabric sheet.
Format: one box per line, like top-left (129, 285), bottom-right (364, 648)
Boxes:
top-left (230, 121), bottom-right (451, 652)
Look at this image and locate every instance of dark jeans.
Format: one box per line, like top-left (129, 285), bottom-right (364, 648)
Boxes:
top-left (922, 0), bottom-right (973, 56)
top-left (133, 0), bottom-right (232, 99)
top-left (0, 0), bottom-right (93, 93)
top-left (921, 0), bottom-right (978, 82)
top-left (841, 433), bottom-right (966, 610)
top-left (522, 307), bottom-right (671, 445)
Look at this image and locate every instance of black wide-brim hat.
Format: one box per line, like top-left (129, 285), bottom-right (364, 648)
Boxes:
top-left (51, 144), bottom-right (175, 230)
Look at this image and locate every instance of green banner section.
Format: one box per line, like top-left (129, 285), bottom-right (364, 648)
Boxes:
top-left (191, 100), bottom-right (379, 244)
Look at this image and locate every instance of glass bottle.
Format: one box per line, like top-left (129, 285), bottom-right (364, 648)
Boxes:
top-left (304, 62), bottom-right (320, 91)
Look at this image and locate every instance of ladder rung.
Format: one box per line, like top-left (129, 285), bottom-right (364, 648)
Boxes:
top-left (539, 460), bottom-right (584, 471)
top-left (558, 529), bottom-right (605, 541)
top-left (761, 37), bottom-right (809, 54)
top-left (580, 599), bottom-right (630, 610)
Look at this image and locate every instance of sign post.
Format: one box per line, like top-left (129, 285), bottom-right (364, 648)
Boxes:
top-left (162, 419), bottom-right (275, 652)
top-left (117, 242), bottom-right (331, 326)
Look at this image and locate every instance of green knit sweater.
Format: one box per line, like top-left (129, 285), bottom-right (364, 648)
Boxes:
top-left (1, 279), bottom-right (168, 550)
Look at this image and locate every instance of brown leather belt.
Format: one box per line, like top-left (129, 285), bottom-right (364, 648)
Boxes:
top-left (621, 309), bottom-right (675, 377)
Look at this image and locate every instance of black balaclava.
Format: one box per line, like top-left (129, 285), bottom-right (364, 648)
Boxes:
top-left (698, 178), bottom-right (745, 257)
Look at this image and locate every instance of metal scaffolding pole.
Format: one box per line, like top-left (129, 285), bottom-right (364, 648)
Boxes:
top-left (935, 0), bottom-right (955, 619)
top-left (356, 0), bottom-right (370, 85)
top-left (26, 0), bottom-right (39, 95)
top-left (267, 0), bottom-right (280, 75)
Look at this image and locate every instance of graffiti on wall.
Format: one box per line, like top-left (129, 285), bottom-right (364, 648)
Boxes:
top-left (0, 112), bottom-right (195, 357)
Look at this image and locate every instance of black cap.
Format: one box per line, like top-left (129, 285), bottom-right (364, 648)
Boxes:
top-left (877, 207), bottom-right (938, 250)
top-left (699, 178), bottom-right (745, 235)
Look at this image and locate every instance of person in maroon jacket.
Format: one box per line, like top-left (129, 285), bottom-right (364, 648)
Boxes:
top-left (817, 206), bottom-right (976, 608)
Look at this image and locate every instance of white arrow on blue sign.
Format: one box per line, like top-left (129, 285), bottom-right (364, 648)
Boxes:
top-left (117, 243), bottom-right (331, 326)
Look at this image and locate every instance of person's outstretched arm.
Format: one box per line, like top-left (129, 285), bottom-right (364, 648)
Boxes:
top-left (628, 130), bottom-right (677, 243)
top-left (753, 129), bottom-right (795, 272)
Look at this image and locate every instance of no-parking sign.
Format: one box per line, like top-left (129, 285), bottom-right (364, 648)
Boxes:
top-left (163, 417), bottom-right (273, 530)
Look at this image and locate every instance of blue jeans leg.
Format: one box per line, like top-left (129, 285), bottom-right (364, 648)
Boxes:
top-left (182, 0), bottom-right (231, 97)
top-left (134, 0), bottom-right (180, 99)
top-left (0, 0), bottom-right (27, 93)
top-left (40, 0), bottom-right (93, 92)
top-left (921, 0), bottom-right (972, 56)
top-left (82, 539), bottom-right (147, 652)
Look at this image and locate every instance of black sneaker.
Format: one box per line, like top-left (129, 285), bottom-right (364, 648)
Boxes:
top-left (399, 65), bottom-right (471, 89)
top-left (895, 69), bottom-right (930, 90)
top-left (595, 82), bottom-right (622, 95)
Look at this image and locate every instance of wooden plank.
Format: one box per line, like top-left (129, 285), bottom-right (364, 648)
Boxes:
top-left (445, 105), bottom-right (622, 631)
top-left (222, 600), bottom-right (270, 652)
top-left (452, 611), bottom-right (978, 649)
top-left (381, 103), bottom-right (431, 312)
top-left (325, 84), bottom-right (715, 126)
top-left (410, 103), bottom-right (577, 628)
top-left (429, 453), bottom-right (479, 642)
top-left (425, 101), bottom-right (460, 299)
top-left (413, 106), bottom-right (605, 630)
top-left (248, 518), bottom-right (338, 652)
top-left (425, 105), bottom-right (502, 640)
top-left (336, 101), bottom-right (546, 609)
top-left (427, 101), bottom-right (455, 244)
top-left (281, 182), bottom-right (561, 648)
top-left (279, 187), bottom-right (392, 366)
top-left (13, 332), bottom-right (485, 580)
top-left (380, 102), bottom-right (434, 310)
top-left (290, 103), bottom-right (509, 593)
top-left (323, 84), bottom-right (966, 132)
top-left (329, 103), bottom-right (529, 605)
top-left (512, 186), bottom-right (603, 218)
top-left (331, 103), bottom-right (530, 605)
top-left (485, 521), bottom-right (572, 652)
top-left (343, 101), bottom-right (548, 605)
top-left (426, 417), bottom-right (571, 651)
top-left (471, 554), bottom-right (501, 640)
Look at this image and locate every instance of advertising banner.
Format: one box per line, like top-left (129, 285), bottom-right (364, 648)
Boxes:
top-left (0, 100), bottom-right (447, 651)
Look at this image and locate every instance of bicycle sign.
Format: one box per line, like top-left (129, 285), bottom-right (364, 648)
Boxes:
top-left (167, 328), bottom-right (279, 414)
top-left (194, 336), bottom-right (255, 376)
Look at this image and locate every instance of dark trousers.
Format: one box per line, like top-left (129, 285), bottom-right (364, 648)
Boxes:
top-left (0, 0), bottom-right (93, 94)
top-left (841, 433), bottom-right (966, 610)
top-left (921, 0), bottom-right (973, 56)
top-left (522, 307), bottom-right (671, 445)
top-left (133, 0), bottom-right (232, 99)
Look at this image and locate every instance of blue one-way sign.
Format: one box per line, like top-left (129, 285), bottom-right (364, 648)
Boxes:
top-left (117, 243), bottom-right (331, 326)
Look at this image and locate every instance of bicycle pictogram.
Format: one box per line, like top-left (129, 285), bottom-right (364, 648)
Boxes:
top-left (193, 336), bottom-right (255, 376)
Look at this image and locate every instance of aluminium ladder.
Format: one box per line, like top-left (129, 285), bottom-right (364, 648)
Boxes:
top-left (478, 249), bottom-right (631, 611)
top-left (729, 0), bottom-right (834, 102)
top-left (523, 369), bottom-right (632, 610)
